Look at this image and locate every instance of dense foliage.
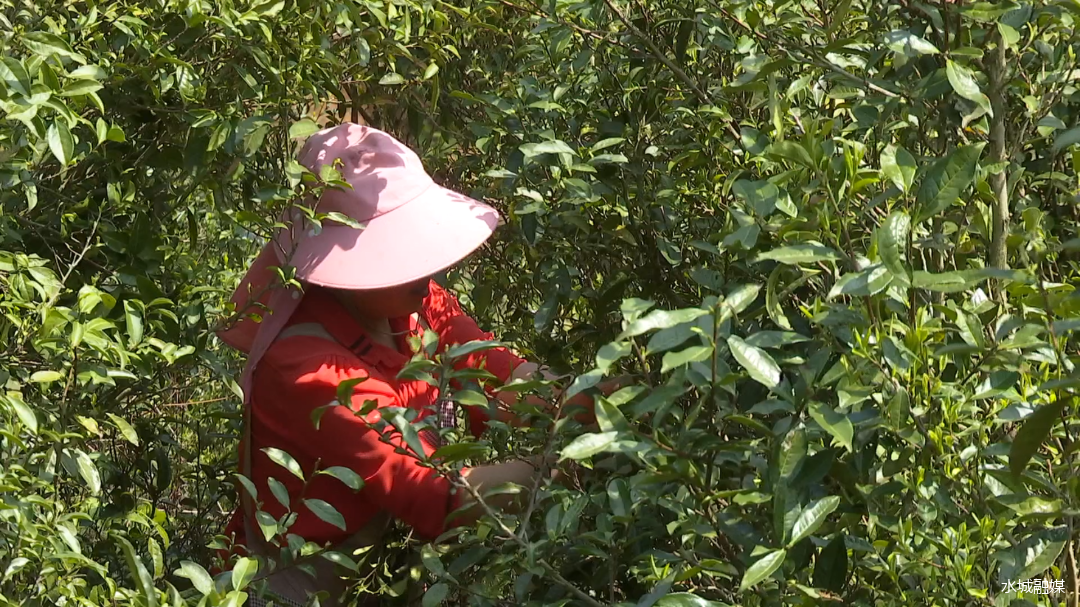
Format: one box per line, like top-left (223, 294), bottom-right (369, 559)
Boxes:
top-left (3, 0), bottom-right (1080, 606)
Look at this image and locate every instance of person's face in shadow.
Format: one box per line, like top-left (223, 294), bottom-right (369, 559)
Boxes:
top-left (335, 276), bottom-right (432, 319)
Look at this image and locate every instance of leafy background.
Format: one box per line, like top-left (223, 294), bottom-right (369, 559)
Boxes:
top-left (3, 0), bottom-right (1080, 606)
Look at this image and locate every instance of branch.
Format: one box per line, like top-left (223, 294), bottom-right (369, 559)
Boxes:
top-left (448, 470), bottom-right (607, 607)
top-left (986, 31), bottom-right (1009, 272)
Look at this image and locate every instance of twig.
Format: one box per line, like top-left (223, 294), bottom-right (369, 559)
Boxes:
top-left (449, 471), bottom-right (607, 607)
top-left (161, 396), bottom-right (232, 408)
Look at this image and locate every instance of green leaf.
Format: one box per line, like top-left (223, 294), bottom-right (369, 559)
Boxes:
top-left (233, 473), bottom-right (258, 501)
top-left (813, 535), bottom-right (848, 592)
top-left (267, 477), bottom-right (290, 509)
top-left (620, 308), bottom-right (709, 339)
top-left (5, 393), bottom-right (38, 434)
top-left (47, 121), bottom-right (74, 166)
top-left (318, 466), bottom-right (365, 491)
top-left (251, 0), bottom-right (285, 17)
top-left (303, 499), bottom-right (347, 531)
top-left (74, 449), bottom-right (101, 493)
top-left (61, 79), bottom-right (104, 97)
top-left (808, 402), bottom-right (854, 451)
top-left (766, 266), bottom-right (792, 330)
top-left (255, 510), bottom-right (277, 541)
top-left (30, 370), bottom-right (65, 385)
top-left (106, 413), bottom-right (140, 446)
top-left (323, 211), bottom-right (366, 230)
top-left (880, 144), bottom-right (916, 193)
top-left (765, 141), bottom-right (815, 168)
top-left (914, 143), bottom-right (986, 223)
top-left (744, 331), bottom-right (810, 348)
top-left (123, 302), bottom-right (144, 347)
top-left (0, 57), bottom-right (31, 96)
top-left (733, 179), bottom-right (780, 217)
top-left (560, 431), bottom-right (619, 461)
top-left (23, 31), bottom-right (85, 62)
top-left (946, 60), bottom-right (992, 118)
top-left (753, 244), bottom-right (842, 265)
top-left (453, 389), bottom-right (488, 406)
top-left (422, 582), bottom-right (450, 607)
top-left (727, 336), bottom-right (782, 389)
top-left (379, 72), bottom-right (406, 85)
top-left (289, 118), bottom-right (321, 139)
top-left (654, 593), bottom-right (731, 607)
top-left (433, 441), bottom-right (491, 462)
top-left (740, 549), bottom-right (787, 591)
top-left (911, 269), bottom-right (985, 292)
top-left (262, 447), bottom-right (304, 481)
top-left (885, 30), bottom-right (940, 55)
top-left (520, 140), bottom-right (577, 157)
top-left (877, 211), bottom-right (912, 285)
top-left (445, 339), bottom-right (507, 360)
top-left (788, 496), bottom-right (841, 546)
top-left (1016, 526), bottom-right (1069, 581)
top-left (595, 398), bottom-right (630, 433)
top-left (384, 409), bottom-right (429, 460)
top-left (661, 345), bottom-right (713, 373)
top-left (720, 284), bottom-right (761, 320)
top-left (1052, 126), bottom-right (1080, 154)
top-left (176, 561), bottom-right (214, 596)
top-left (231, 557), bottom-right (257, 591)
top-left (1010, 400), bottom-right (1065, 478)
top-left (115, 535), bottom-right (158, 607)
top-left (827, 264), bottom-right (892, 299)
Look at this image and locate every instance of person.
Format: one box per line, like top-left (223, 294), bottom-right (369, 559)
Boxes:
top-left (215, 123), bottom-right (624, 607)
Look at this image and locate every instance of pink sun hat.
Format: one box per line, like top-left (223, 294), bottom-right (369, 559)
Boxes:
top-left (217, 123), bottom-right (500, 400)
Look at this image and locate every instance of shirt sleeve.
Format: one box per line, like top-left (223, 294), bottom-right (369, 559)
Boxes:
top-left (272, 354), bottom-right (465, 540)
top-left (423, 282), bottom-right (529, 437)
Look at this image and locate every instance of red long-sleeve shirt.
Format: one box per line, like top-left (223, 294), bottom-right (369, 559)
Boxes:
top-left (221, 282), bottom-right (526, 549)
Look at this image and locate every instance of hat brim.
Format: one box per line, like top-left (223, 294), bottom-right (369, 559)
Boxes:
top-left (217, 186), bottom-right (499, 355)
top-left (290, 185), bottom-right (499, 289)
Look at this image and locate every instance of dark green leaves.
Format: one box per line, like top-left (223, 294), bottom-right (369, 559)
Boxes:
top-left (422, 582), bottom-right (450, 607)
top-left (304, 499), bottom-right (347, 531)
top-left (945, 61), bottom-right (992, 123)
top-left (808, 402), bottom-right (854, 451)
top-left (914, 143), bottom-right (985, 223)
top-left (813, 535), bottom-right (848, 591)
top-left (1010, 400), bottom-right (1065, 478)
top-left (733, 179), bottom-right (780, 217)
top-left (115, 535), bottom-right (158, 607)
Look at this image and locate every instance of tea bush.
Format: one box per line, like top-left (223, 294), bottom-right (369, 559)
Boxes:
top-left (2, 0), bottom-right (1080, 606)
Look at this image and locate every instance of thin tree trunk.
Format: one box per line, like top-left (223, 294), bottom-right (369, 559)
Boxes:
top-left (987, 35), bottom-right (1009, 270)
